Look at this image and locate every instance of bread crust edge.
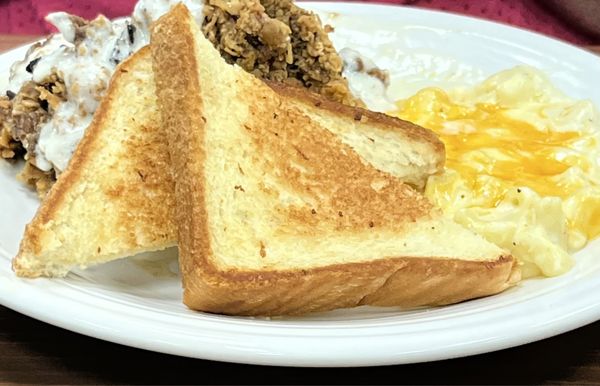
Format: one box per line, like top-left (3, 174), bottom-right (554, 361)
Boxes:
top-left (12, 47), bottom-right (177, 277)
top-left (152, 5), bottom-right (520, 316)
top-left (266, 80), bottom-right (446, 173)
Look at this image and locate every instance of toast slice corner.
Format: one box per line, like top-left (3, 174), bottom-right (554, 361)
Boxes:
top-left (12, 5), bottom-right (442, 278)
top-left (266, 81), bottom-right (445, 189)
top-left (151, 5), bottom-right (520, 316)
top-left (12, 47), bottom-right (177, 278)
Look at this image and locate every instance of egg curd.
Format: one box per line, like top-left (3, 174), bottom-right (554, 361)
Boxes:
top-left (389, 66), bottom-right (600, 278)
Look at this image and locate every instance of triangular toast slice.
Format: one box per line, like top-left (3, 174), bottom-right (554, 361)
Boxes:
top-left (265, 81), bottom-right (444, 188)
top-left (13, 36), bottom-right (444, 277)
top-left (12, 47), bottom-right (177, 277)
top-left (151, 5), bottom-right (520, 316)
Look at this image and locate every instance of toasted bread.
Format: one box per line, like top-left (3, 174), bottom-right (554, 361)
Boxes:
top-left (266, 81), bottom-right (444, 188)
top-left (12, 47), bottom-right (177, 278)
top-left (150, 5), bottom-right (520, 316)
top-left (13, 23), bottom-right (444, 278)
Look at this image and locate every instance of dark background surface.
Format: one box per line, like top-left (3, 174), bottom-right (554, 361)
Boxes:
top-left (1, 305), bottom-right (600, 385)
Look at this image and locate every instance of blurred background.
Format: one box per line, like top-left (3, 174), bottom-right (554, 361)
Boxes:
top-left (0, 0), bottom-right (599, 45)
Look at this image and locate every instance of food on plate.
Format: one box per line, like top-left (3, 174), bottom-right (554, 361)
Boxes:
top-left (267, 81), bottom-right (443, 188)
top-left (337, 47), bottom-right (393, 112)
top-left (0, 0), bottom-right (367, 196)
top-left (150, 5), bottom-right (518, 316)
top-left (0, 1), bottom-right (205, 196)
top-left (203, 0), bottom-right (358, 106)
top-left (11, 47), bottom-right (177, 278)
top-left (12, 46), bottom-right (441, 277)
top-left (390, 67), bottom-right (600, 278)
top-left (14, 0), bottom-right (593, 315)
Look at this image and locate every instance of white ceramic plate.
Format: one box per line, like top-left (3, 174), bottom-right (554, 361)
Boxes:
top-left (1, 2), bottom-right (600, 367)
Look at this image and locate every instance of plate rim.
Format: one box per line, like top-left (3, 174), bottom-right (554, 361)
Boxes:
top-left (1, 1), bottom-right (600, 367)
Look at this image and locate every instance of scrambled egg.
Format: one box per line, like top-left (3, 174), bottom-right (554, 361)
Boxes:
top-left (390, 66), bottom-right (600, 278)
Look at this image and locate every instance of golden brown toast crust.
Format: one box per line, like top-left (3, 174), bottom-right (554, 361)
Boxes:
top-left (13, 47), bottom-right (177, 277)
top-left (152, 5), bottom-right (519, 316)
top-left (266, 80), bottom-right (446, 172)
top-left (243, 94), bottom-right (433, 231)
top-left (186, 255), bottom-right (518, 315)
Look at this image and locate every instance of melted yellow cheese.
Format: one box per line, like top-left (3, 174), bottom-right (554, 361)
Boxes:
top-left (396, 88), bottom-right (588, 198)
top-left (388, 69), bottom-right (600, 276)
